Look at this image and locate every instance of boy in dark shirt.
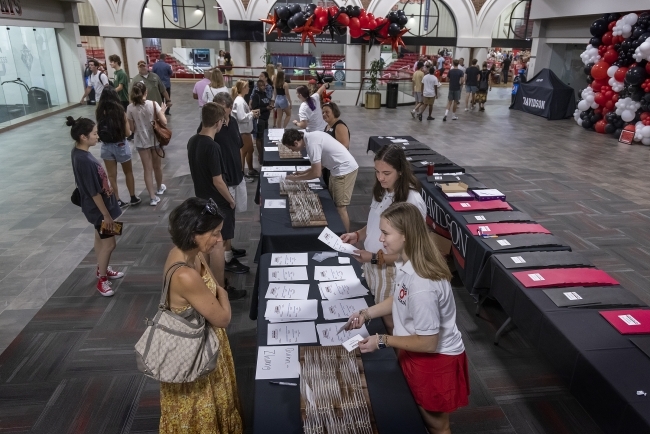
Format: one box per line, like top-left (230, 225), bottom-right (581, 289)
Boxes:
top-left (187, 103), bottom-right (246, 300)
top-left (251, 79), bottom-right (272, 165)
top-left (463, 59), bottom-right (481, 111)
top-left (443, 59), bottom-right (465, 122)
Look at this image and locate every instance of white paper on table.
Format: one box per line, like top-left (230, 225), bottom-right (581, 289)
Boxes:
top-left (271, 253), bottom-right (309, 266)
top-left (296, 166), bottom-right (310, 172)
top-left (268, 266), bottom-right (309, 281)
top-left (317, 227), bottom-right (359, 255)
top-left (266, 177), bottom-right (284, 184)
top-left (264, 199), bottom-right (287, 209)
top-left (342, 334), bottom-right (366, 352)
top-left (264, 146), bottom-right (279, 152)
top-left (314, 265), bottom-right (358, 282)
top-left (267, 321), bottom-right (318, 345)
top-left (262, 166), bottom-right (296, 172)
top-left (265, 283), bottom-right (310, 299)
top-left (318, 278), bottom-right (368, 300)
top-left (338, 257), bottom-right (351, 264)
top-left (255, 345), bottom-right (300, 379)
top-left (446, 192), bottom-right (473, 198)
top-left (264, 171), bottom-right (287, 178)
top-left (265, 300), bottom-right (318, 322)
top-left (473, 189), bottom-right (504, 197)
top-left (391, 139), bottom-right (408, 143)
top-left (321, 298), bottom-right (369, 320)
top-left (316, 322), bottom-right (369, 346)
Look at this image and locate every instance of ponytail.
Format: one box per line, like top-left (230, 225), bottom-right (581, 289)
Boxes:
top-left (130, 81), bottom-right (146, 105)
top-left (297, 85), bottom-right (315, 111)
top-left (65, 116), bottom-right (96, 143)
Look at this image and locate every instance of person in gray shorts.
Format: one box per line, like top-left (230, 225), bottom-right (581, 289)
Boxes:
top-left (443, 59), bottom-right (465, 122)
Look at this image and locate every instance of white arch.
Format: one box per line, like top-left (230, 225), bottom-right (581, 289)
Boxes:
top-left (367, 0), bottom-right (478, 38)
top-left (476, 0), bottom-right (519, 39)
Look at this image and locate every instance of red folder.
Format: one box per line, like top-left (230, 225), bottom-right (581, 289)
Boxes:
top-left (466, 223), bottom-right (551, 236)
top-left (450, 200), bottom-right (513, 212)
top-left (512, 268), bottom-right (619, 288)
top-left (599, 309), bottom-right (650, 335)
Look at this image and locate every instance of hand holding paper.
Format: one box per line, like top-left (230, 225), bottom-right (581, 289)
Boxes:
top-left (318, 227), bottom-right (359, 255)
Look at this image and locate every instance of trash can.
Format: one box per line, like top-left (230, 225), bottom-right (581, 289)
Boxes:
top-left (386, 82), bottom-right (399, 109)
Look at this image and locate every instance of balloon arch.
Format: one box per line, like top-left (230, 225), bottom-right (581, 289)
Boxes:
top-left (575, 11), bottom-right (650, 145)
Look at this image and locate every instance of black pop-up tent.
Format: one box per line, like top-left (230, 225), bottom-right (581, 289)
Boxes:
top-left (513, 68), bottom-right (576, 120)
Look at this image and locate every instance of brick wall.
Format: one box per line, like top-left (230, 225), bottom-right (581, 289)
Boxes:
top-left (471, 0), bottom-right (488, 13)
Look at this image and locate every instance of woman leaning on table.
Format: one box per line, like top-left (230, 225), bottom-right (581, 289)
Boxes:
top-left (340, 144), bottom-right (425, 332)
top-left (159, 197), bottom-right (243, 433)
top-left (345, 202), bottom-right (469, 434)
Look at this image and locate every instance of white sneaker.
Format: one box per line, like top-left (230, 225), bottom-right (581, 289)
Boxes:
top-left (156, 184), bottom-right (167, 195)
top-left (452, 116), bottom-right (459, 120)
top-left (150, 196), bottom-right (161, 206)
top-left (464, 108), bottom-right (469, 111)
top-left (410, 110), bottom-right (416, 119)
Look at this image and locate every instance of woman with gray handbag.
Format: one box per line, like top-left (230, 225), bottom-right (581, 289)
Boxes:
top-left (135, 197), bottom-right (243, 433)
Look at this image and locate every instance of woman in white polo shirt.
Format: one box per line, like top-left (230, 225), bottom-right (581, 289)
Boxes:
top-left (282, 129), bottom-right (358, 232)
top-left (292, 84), bottom-right (328, 132)
top-left (340, 145), bottom-right (425, 331)
top-left (346, 202), bottom-right (469, 434)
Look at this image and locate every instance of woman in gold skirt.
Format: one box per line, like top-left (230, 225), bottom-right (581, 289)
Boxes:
top-left (159, 197), bottom-right (243, 434)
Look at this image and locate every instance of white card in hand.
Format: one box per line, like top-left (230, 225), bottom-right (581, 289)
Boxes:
top-left (271, 253), bottom-right (308, 266)
top-left (268, 266), bottom-right (309, 281)
top-left (265, 283), bottom-right (310, 299)
top-left (317, 227), bottom-right (359, 255)
top-left (321, 298), bottom-right (369, 320)
top-left (342, 334), bottom-right (365, 352)
top-left (316, 322), bottom-right (369, 346)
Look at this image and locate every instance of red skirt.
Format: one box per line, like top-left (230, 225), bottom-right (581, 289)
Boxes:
top-left (398, 350), bottom-right (470, 413)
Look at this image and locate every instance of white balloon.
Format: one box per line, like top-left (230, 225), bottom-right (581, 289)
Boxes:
top-left (642, 125), bottom-right (650, 138)
top-left (607, 65), bottom-right (619, 78)
top-left (621, 110), bottom-right (635, 122)
top-left (642, 137), bottom-right (650, 146)
top-left (577, 119), bottom-right (583, 126)
top-left (624, 13), bottom-right (638, 25)
top-left (578, 100), bottom-right (590, 111)
top-left (591, 102), bottom-right (600, 109)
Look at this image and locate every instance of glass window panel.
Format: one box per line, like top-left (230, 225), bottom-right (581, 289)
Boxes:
top-left (399, 0), bottom-right (456, 38)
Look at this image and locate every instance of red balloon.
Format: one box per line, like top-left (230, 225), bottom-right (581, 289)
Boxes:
top-left (367, 13), bottom-right (374, 20)
top-left (608, 21), bottom-right (616, 30)
top-left (349, 17), bottom-right (360, 30)
top-left (602, 107), bottom-right (611, 115)
top-left (594, 92), bottom-right (607, 106)
top-left (614, 66), bottom-right (628, 82)
top-left (598, 45), bottom-right (607, 55)
top-left (591, 61), bottom-right (610, 80)
top-left (359, 16), bottom-right (369, 28)
top-left (594, 108), bottom-right (602, 115)
top-left (359, 9), bottom-right (367, 19)
top-left (591, 81), bottom-right (603, 92)
top-left (337, 13), bottom-right (350, 26)
top-left (379, 23), bottom-right (389, 37)
top-left (317, 14), bottom-right (328, 28)
top-left (601, 31), bottom-right (613, 46)
top-left (612, 94), bottom-right (619, 103)
top-left (604, 90), bottom-right (614, 99)
top-left (314, 6), bottom-right (326, 18)
top-left (328, 6), bottom-right (338, 17)
top-left (642, 113), bottom-right (650, 121)
top-left (367, 19), bottom-right (377, 29)
top-left (646, 62), bottom-right (650, 75)
top-left (605, 100), bottom-right (615, 110)
top-left (595, 119), bottom-right (607, 134)
top-left (350, 28), bottom-right (363, 38)
top-left (603, 49), bottom-right (618, 64)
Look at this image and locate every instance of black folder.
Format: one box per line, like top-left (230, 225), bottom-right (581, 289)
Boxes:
top-left (494, 251), bottom-right (591, 269)
top-left (398, 143), bottom-right (432, 152)
top-left (543, 286), bottom-right (645, 308)
top-left (412, 163), bottom-right (464, 174)
top-left (481, 234), bottom-right (567, 251)
top-left (427, 174), bottom-right (486, 189)
top-left (403, 148), bottom-right (437, 156)
top-left (463, 211), bottom-right (532, 224)
top-left (630, 336), bottom-right (650, 361)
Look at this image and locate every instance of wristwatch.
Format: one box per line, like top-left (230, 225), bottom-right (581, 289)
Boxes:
top-left (371, 253), bottom-right (378, 265)
top-left (378, 334), bottom-right (388, 349)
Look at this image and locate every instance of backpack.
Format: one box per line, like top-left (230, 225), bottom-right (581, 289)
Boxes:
top-left (478, 71), bottom-right (490, 91)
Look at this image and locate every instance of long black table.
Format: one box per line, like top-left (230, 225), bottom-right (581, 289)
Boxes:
top-left (480, 256), bottom-right (650, 433)
top-left (254, 253), bottom-right (427, 434)
top-left (262, 130), bottom-right (309, 167)
top-left (367, 136), bottom-right (465, 174)
top-left (251, 174), bottom-right (346, 319)
top-left (417, 173), bottom-right (572, 295)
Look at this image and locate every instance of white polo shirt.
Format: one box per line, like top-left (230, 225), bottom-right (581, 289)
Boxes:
top-left (364, 190), bottom-right (426, 253)
top-left (392, 260), bottom-right (465, 355)
top-left (299, 94), bottom-right (328, 132)
top-left (304, 131), bottom-right (358, 177)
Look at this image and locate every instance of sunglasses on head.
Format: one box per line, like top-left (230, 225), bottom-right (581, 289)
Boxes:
top-left (201, 198), bottom-right (220, 216)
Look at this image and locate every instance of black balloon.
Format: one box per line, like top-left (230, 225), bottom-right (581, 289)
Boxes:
top-left (387, 11), bottom-right (400, 23)
top-left (614, 128), bottom-right (623, 137)
top-left (590, 19), bottom-right (608, 37)
top-left (609, 13), bottom-right (621, 22)
top-left (397, 9), bottom-right (406, 16)
top-left (276, 6), bottom-right (291, 20)
top-left (580, 111), bottom-right (589, 120)
top-left (288, 3), bottom-right (301, 14)
top-left (644, 94), bottom-right (650, 103)
top-left (584, 63), bottom-right (594, 76)
top-left (582, 121), bottom-right (593, 129)
top-left (336, 25), bottom-right (347, 36)
top-left (388, 23), bottom-right (401, 37)
top-left (586, 76), bottom-right (594, 84)
top-left (287, 16), bottom-right (297, 29)
top-left (305, 3), bottom-right (316, 14)
top-left (633, 27), bottom-right (646, 39)
top-left (292, 12), bottom-right (306, 27)
top-left (626, 66), bottom-right (648, 85)
top-left (281, 23), bottom-right (292, 34)
top-left (615, 119), bottom-right (625, 128)
top-left (590, 36), bottom-right (602, 47)
top-left (605, 123), bottom-right (616, 134)
top-left (397, 14), bottom-right (408, 26)
top-left (638, 33), bottom-right (650, 44)
top-left (345, 5), bottom-right (354, 15)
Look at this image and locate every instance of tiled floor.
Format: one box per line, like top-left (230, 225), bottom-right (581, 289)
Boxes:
top-left (0, 82), bottom-right (648, 433)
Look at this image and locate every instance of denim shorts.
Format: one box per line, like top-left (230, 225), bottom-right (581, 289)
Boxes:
top-left (275, 95), bottom-right (289, 110)
top-left (101, 141), bottom-right (132, 163)
top-left (448, 90), bottom-right (462, 102)
top-left (465, 85), bottom-right (478, 93)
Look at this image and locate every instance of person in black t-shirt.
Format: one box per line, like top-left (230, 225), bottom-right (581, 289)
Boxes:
top-left (187, 103), bottom-right (247, 300)
top-left (463, 59), bottom-right (481, 112)
top-left (443, 59), bottom-right (465, 122)
top-left (502, 54), bottom-right (512, 84)
top-left (251, 79), bottom-right (272, 165)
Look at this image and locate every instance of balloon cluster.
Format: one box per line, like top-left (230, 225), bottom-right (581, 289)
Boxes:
top-left (261, 4), bottom-right (409, 52)
top-left (577, 10), bottom-right (650, 143)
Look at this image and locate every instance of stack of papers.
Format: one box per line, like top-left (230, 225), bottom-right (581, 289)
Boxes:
top-left (268, 266), bottom-right (309, 281)
top-left (267, 128), bottom-right (285, 141)
top-left (265, 300), bottom-right (319, 322)
top-left (267, 321), bottom-right (318, 345)
top-left (264, 146), bottom-right (279, 152)
top-left (264, 199), bottom-right (286, 209)
top-left (265, 283), bottom-right (310, 299)
top-left (262, 166), bottom-right (296, 172)
top-left (313, 252), bottom-right (338, 262)
top-left (318, 278), bottom-right (368, 300)
top-left (318, 227), bottom-right (359, 255)
top-left (322, 298), bottom-right (369, 320)
top-left (314, 265), bottom-right (358, 281)
top-left (316, 322), bottom-right (370, 346)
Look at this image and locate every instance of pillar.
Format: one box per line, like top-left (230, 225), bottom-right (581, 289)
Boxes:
top-left (125, 38), bottom-right (145, 79)
top-left (528, 20), bottom-right (550, 78)
top-left (56, 22), bottom-right (84, 103)
top-left (102, 37), bottom-right (123, 76)
top-left (229, 41), bottom-right (247, 70)
top-left (345, 44), bottom-right (362, 87)
top-left (473, 47), bottom-right (488, 64)
top-left (453, 47), bottom-right (471, 62)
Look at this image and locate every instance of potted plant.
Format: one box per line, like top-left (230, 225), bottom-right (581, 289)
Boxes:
top-left (365, 58), bottom-right (384, 109)
top-left (261, 48), bottom-right (272, 66)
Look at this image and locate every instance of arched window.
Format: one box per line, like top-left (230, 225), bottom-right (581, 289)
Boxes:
top-left (492, 0), bottom-right (532, 40)
top-left (141, 0), bottom-right (228, 30)
top-left (393, 0), bottom-right (456, 38)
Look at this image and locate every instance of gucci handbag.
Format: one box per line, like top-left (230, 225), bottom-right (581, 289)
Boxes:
top-left (135, 262), bottom-right (220, 383)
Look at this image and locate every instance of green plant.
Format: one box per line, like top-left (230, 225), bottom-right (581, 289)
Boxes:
top-left (309, 63), bottom-right (317, 78)
top-left (368, 58), bottom-right (384, 92)
top-left (260, 48), bottom-right (272, 66)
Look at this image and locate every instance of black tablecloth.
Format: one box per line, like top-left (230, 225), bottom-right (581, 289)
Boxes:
top-left (417, 173), bottom-right (571, 294)
top-left (254, 253), bottom-right (427, 434)
top-left (481, 256), bottom-right (650, 433)
top-left (366, 136), bottom-right (418, 153)
top-left (262, 131), bottom-right (310, 167)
